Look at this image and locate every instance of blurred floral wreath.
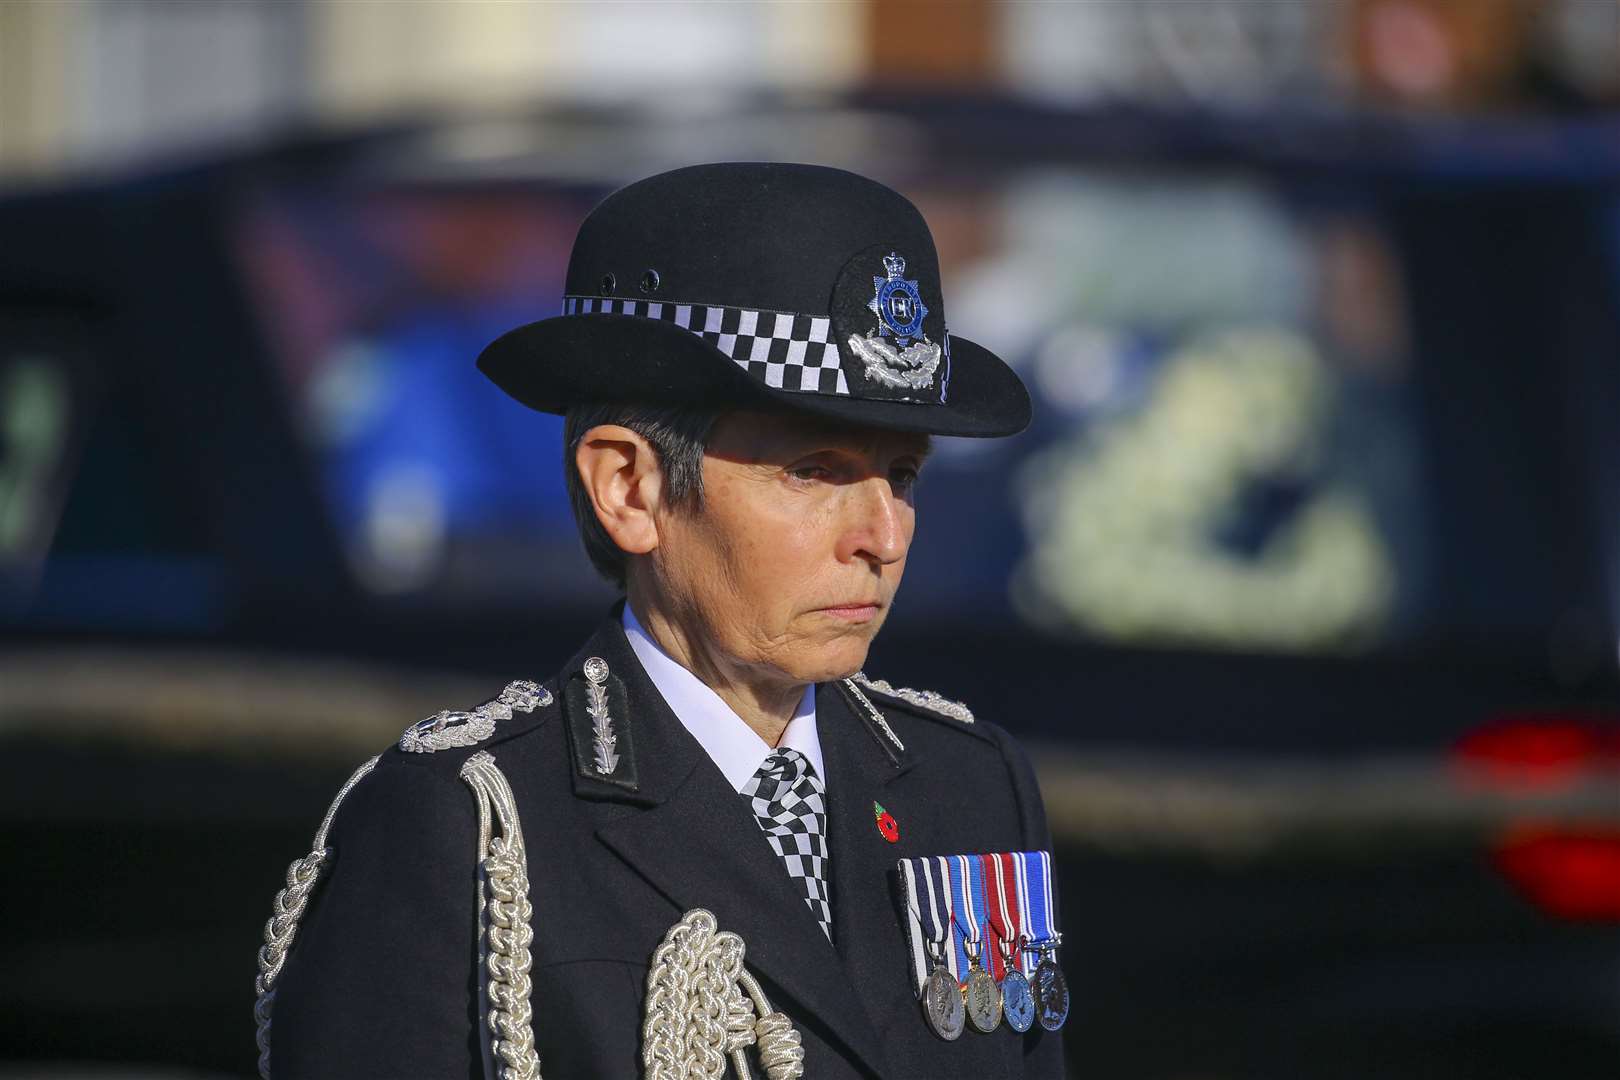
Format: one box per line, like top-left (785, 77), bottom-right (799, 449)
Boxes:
top-left (1016, 327), bottom-right (1394, 652)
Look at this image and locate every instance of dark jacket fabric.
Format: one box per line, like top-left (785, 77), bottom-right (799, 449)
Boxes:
top-left (269, 613), bottom-right (1064, 1079)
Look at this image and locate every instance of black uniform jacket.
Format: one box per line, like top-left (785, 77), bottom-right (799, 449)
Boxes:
top-left (271, 612), bottom-right (1064, 1079)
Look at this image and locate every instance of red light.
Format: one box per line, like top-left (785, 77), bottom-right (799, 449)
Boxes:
top-left (1493, 825), bottom-right (1620, 923)
top-left (1456, 712), bottom-right (1620, 922)
top-left (1452, 712), bottom-right (1620, 791)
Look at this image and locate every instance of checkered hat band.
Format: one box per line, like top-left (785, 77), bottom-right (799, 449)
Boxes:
top-left (563, 294), bottom-right (850, 397)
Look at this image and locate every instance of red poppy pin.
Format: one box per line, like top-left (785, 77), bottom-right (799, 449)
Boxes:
top-left (874, 801), bottom-right (900, 843)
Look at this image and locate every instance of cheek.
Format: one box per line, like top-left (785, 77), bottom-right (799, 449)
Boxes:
top-left (658, 507), bottom-right (736, 610)
top-left (713, 495), bottom-right (840, 622)
top-left (674, 480), bottom-right (809, 620)
top-left (735, 507), bottom-right (825, 604)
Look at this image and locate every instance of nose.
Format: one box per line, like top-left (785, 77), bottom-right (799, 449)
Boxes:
top-left (837, 475), bottom-right (911, 567)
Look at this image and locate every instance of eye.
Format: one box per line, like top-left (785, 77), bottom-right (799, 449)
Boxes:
top-left (788, 464), bottom-right (833, 482)
top-left (889, 465), bottom-right (920, 493)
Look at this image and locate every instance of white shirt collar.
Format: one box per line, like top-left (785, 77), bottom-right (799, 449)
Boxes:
top-left (622, 604), bottom-right (825, 793)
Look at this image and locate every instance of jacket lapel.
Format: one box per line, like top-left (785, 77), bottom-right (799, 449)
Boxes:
top-left (578, 618), bottom-right (888, 1076)
top-left (819, 681), bottom-right (928, 1049)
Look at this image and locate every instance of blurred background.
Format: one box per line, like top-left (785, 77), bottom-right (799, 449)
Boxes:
top-left (2, 1), bottom-right (1619, 1077)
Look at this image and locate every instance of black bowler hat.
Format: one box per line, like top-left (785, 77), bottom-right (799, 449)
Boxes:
top-left (477, 162), bottom-right (1030, 437)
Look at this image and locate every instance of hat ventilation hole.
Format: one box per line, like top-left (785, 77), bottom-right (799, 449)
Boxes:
top-left (600, 273), bottom-right (616, 296)
top-left (638, 269), bottom-right (661, 295)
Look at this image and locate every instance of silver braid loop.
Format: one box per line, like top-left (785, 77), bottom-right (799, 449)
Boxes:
top-left (751, 1010), bottom-right (804, 1079)
top-left (253, 755), bottom-right (380, 1080)
top-left (461, 751), bottom-right (541, 1080)
top-left (642, 909), bottom-right (805, 1080)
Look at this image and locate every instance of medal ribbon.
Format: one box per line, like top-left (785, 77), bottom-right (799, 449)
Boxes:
top-left (899, 856), bottom-right (964, 990)
top-left (964, 855), bottom-right (993, 976)
top-left (898, 860), bottom-right (931, 995)
top-left (982, 852), bottom-right (1023, 980)
top-left (939, 856), bottom-right (968, 979)
top-left (1012, 851), bottom-right (1034, 968)
top-left (946, 855), bottom-right (984, 979)
top-left (921, 856), bottom-right (959, 980)
top-left (1016, 850), bottom-right (1057, 961)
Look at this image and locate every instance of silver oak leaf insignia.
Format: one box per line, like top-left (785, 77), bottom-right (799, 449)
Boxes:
top-left (583, 656), bottom-right (620, 775)
top-left (845, 333), bottom-right (942, 391)
top-left (852, 672), bottom-right (974, 724)
top-left (399, 679), bottom-right (552, 753)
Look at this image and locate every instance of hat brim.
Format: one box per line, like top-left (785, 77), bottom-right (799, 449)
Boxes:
top-left (476, 313), bottom-right (1031, 438)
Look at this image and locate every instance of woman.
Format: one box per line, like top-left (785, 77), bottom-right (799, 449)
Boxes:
top-left (256, 162), bottom-right (1064, 1080)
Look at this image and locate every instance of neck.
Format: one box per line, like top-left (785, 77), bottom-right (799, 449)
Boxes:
top-left (625, 587), bottom-right (805, 747)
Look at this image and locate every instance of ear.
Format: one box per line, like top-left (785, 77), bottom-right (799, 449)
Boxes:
top-left (574, 424), bottom-right (665, 557)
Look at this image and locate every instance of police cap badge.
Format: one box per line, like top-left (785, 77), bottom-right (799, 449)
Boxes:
top-left (476, 162), bottom-right (1030, 438)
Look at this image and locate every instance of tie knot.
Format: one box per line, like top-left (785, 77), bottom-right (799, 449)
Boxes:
top-left (756, 747), bottom-right (810, 784)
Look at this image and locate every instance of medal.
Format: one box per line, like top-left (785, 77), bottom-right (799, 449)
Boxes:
top-left (1032, 943), bottom-right (1070, 1032)
top-left (1016, 851), bottom-right (1069, 1032)
top-left (903, 858), bottom-right (966, 1041)
top-left (983, 854), bottom-right (1035, 1032)
top-left (962, 942), bottom-right (1002, 1033)
top-left (946, 855), bottom-right (1002, 1033)
top-left (1000, 964), bottom-right (1036, 1032)
top-left (922, 960), bottom-right (965, 1041)
top-left (945, 855), bottom-right (1000, 1033)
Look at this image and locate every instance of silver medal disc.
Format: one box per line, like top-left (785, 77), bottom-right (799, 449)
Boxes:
top-left (1033, 957), bottom-right (1070, 1031)
top-left (964, 966), bottom-right (1002, 1034)
top-left (923, 965), bottom-right (965, 1041)
top-left (1001, 968), bottom-right (1036, 1032)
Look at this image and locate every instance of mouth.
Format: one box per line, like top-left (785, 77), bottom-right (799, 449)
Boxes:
top-left (815, 601), bottom-right (884, 623)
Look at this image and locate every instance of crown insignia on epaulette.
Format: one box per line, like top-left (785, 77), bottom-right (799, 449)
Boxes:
top-left (399, 679), bottom-right (553, 754)
top-left (852, 672), bottom-right (975, 725)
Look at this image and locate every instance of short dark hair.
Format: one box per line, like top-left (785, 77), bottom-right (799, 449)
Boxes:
top-left (562, 402), bottom-right (720, 590)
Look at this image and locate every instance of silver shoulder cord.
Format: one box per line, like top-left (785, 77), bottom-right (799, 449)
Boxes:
top-left (642, 909), bottom-right (805, 1080)
top-left (252, 752), bottom-right (542, 1080)
top-left (256, 752), bottom-right (797, 1080)
top-left (461, 750), bottom-right (542, 1080)
top-left (253, 754), bottom-right (380, 1080)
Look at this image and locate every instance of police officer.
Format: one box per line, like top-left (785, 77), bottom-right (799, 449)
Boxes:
top-left (255, 163), bottom-right (1065, 1080)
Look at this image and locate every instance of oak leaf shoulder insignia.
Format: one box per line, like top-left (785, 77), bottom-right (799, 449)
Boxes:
top-left (399, 678), bottom-right (553, 754)
top-left (851, 672), bottom-right (975, 725)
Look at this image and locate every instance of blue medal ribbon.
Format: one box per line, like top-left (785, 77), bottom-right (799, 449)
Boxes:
top-left (1018, 850), bottom-right (1057, 957)
top-left (946, 856), bottom-right (977, 976)
top-left (966, 854), bottom-right (992, 961)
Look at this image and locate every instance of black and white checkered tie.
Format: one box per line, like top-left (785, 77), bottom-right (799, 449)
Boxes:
top-left (741, 747), bottom-right (832, 943)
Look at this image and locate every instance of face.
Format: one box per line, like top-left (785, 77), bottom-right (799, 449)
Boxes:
top-left (648, 411), bottom-right (930, 689)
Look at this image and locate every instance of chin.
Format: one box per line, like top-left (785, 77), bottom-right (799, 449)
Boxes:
top-left (791, 635), bottom-right (875, 685)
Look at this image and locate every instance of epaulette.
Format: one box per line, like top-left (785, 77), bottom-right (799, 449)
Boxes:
top-left (398, 678), bottom-right (553, 754)
top-left (851, 672), bottom-right (975, 725)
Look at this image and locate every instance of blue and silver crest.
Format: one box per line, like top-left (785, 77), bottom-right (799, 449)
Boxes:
top-left (849, 251), bottom-right (942, 392)
top-left (869, 252), bottom-right (929, 345)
